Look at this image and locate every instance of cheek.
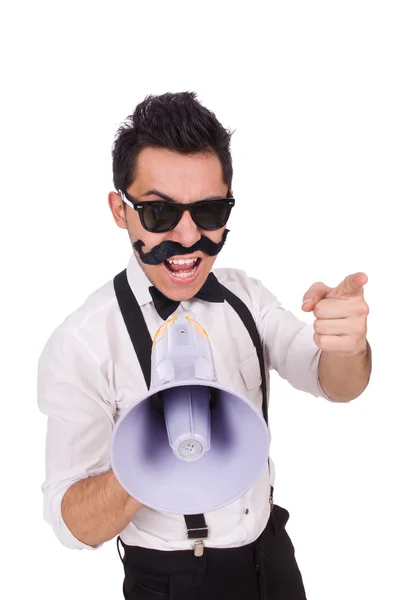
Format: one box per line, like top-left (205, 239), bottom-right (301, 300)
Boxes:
top-left (140, 233), bottom-right (168, 251)
top-left (201, 227), bottom-right (226, 244)
top-left (127, 212), bottom-right (168, 250)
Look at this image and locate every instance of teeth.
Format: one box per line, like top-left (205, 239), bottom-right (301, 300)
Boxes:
top-left (172, 266), bottom-right (198, 278)
top-left (167, 257), bottom-right (198, 265)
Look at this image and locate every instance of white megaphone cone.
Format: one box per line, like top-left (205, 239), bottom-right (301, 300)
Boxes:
top-left (110, 314), bottom-right (270, 514)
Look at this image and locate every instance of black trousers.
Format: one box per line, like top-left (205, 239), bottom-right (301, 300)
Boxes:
top-left (118, 505), bottom-right (307, 600)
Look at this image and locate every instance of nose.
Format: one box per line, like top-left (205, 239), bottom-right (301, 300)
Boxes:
top-left (171, 208), bottom-right (201, 247)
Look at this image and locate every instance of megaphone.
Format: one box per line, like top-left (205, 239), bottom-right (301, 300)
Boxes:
top-left (111, 314), bottom-right (270, 515)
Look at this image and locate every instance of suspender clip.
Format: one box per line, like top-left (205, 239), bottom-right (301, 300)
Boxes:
top-left (187, 525), bottom-right (208, 556)
top-left (194, 540), bottom-right (205, 557)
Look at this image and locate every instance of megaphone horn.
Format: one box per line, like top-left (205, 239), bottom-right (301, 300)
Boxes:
top-left (111, 314), bottom-right (270, 514)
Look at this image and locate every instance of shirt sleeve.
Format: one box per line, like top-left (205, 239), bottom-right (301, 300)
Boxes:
top-left (253, 279), bottom-right (329, 399)
top-left (37, 328), bottom-right (115, 550)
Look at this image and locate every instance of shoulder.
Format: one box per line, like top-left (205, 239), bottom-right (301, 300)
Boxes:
top-left (213, 267), bottom-right (280, 317)
top-left (62, 279), bottom-right (117, 333)
top-left (40, 277), bottom-right (119, 361)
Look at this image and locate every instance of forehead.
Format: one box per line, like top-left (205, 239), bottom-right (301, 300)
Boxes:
top-left (132, 147), bottom-right (227, 202)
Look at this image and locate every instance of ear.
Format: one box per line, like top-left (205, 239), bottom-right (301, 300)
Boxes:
top-left (108, 191), bottom-right (128, 230)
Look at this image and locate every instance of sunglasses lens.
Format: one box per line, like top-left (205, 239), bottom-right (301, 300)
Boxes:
top-left (141, 203), bottom-right (180, 232)
top-left (193, 200), bottom-right (231, 229)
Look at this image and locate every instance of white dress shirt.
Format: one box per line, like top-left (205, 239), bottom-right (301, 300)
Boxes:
top-left (37, 253), bottom-right (328, 551)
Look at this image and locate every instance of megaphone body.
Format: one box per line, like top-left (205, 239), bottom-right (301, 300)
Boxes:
top-left (111, 314), bottom-right (270, 515)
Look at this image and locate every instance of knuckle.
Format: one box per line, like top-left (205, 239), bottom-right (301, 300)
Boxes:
top-left (354, 298), bottom-right (369, 316)
top-left (313, 304), bottom-right (321, 318)
top-left (361, 303), bottom-right (370, 316)
top-left (359, 321), bottom-right (367, 335)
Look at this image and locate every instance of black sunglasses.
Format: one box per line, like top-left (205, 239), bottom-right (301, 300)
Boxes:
top-left (120, 190), bottom-right (235, 233)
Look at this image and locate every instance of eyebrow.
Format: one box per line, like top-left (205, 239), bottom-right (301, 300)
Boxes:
top-left (141, 189), bottom-right (177, 202)
top-left (141, 189), bottom-right (227, 202)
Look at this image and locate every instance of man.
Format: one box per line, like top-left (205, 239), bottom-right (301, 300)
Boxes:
top-left (38, 92), bottom-right (371, 599)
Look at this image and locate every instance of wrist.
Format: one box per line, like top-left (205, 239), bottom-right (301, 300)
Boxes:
top-left (108, 469), bottom-right (143, 512)
top-left (333, 338), bottom-right (369, 358)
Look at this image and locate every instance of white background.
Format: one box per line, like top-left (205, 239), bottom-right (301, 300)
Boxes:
top-left (1, 1), bottom-right (396, 598)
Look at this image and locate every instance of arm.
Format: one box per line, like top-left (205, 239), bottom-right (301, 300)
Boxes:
top-left (252, 272), bottom-right (371, 402)
top-left (38, 328), bottom-right (142, 549)
top-left (253, 282), bottom-right (328, 399)
top-left (61, 469), bottom-right (142, 546)
top-left (318, 342), bottom-right (371, 402)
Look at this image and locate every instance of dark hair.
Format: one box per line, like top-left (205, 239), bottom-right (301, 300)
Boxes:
top-left (112, 91), bottom-right (233, 193)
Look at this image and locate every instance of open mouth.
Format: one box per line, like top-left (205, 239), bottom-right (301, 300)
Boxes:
top-left (163, 257), bottom-right (202, 280)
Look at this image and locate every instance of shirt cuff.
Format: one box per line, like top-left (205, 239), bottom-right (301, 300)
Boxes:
top-left (283, 323), bottom-right (330, 399)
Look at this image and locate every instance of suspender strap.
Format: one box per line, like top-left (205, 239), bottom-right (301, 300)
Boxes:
top-left (220, 284), bottom-right (268, 425)
top-left (221, 284), bottom-right (273, 506)
top-left (113, 270), bottom-right (152, 388)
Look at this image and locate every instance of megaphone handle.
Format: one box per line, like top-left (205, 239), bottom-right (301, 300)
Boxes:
top-left (162, 386), bottom-right (211, 461)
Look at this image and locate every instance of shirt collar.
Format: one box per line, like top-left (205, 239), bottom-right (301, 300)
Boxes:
top-left (125, 251), bottom-right (154, 307)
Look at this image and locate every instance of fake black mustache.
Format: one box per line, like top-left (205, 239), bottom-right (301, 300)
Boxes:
top-left (133, 229), bottom-right (229, 265)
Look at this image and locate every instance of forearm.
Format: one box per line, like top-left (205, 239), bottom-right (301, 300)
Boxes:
top-left (318, 341), bottom-right (372, 402)
top-left (61, 469), bottom-right (142, 547)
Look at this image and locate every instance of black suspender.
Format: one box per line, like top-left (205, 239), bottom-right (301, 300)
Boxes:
top-left (113, 269), bottom-right (271, 547)
top-left (219, 284), bottom-right (268, 426)
top-left (113, 269), bottom-right (152, 388)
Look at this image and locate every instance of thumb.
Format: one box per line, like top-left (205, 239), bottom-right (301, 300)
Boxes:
top-left (301, 281), bottom-right (332, 311)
